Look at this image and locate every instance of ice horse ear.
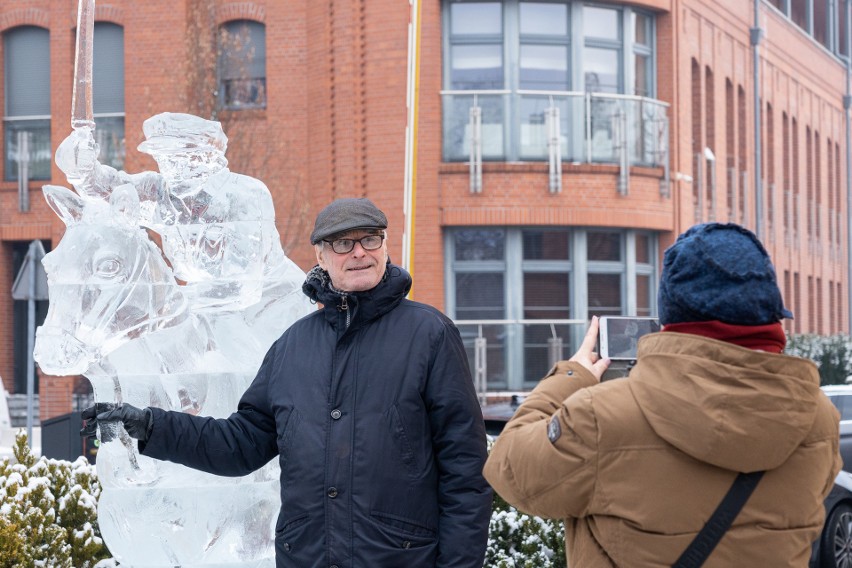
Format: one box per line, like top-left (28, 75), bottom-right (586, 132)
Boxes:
top-left (110, 183), bottom-right (141, 226)
top-left (43, 185), bottom-right (86, 227)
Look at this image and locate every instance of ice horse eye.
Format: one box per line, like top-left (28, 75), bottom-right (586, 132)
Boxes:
top-left (95, 257), bottom-right (123, 278)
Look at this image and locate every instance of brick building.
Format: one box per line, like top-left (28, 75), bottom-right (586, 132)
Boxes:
top-left (0, 0), bottom-right (848, 420)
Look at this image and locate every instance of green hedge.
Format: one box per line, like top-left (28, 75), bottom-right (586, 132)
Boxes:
top-left (786, 333), bottom-right (852, 385)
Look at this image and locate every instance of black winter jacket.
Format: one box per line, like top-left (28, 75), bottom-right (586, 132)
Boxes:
top-left (142, 262), bottom-right (493, 567)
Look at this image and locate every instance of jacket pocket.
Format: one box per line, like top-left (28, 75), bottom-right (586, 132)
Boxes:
top-left (275, 513), bottom-right (309, 557)
top-left (276, 408), bottom-right (302, 461)
top-left (370, 510), bottom-right (437, 538)
top-left (359, 511), bottom-right (438, 566)
top-left (386, 404), bottom-right (419, 478)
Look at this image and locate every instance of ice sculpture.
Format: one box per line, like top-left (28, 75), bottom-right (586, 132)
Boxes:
top-left (35, 180), bottom-right (311, 566)
top-left (33, 5), bottom-right (313, 564)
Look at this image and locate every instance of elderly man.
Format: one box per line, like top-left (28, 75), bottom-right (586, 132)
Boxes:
top-left (485, 222), bottom-right (840, 567)
top-left (83, 197), bottom-right (492, 568)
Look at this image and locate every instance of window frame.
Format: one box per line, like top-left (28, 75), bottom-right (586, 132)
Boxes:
top-left (4, 25), bottom-right (51, 182)
top-left (218, 19), bottom-right (268, 110)
top-left (442, 0), bottom-right (657, 163)
top-left (93, 22), bottom-right (126, 170)
top-left (445, 226), bottom-right (658, 389)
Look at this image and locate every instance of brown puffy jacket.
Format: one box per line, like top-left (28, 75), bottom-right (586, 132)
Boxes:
top-left (484, 332), bottom-right (841, 567)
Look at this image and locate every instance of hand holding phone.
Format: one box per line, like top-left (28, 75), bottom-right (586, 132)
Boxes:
top-left (598, 316), bottom-right (661, 361)
top-left (567, 316), bottom-right (611, 381)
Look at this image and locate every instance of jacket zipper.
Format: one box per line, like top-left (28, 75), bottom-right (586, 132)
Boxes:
top-left (339, 295), bottom-right (350, 329)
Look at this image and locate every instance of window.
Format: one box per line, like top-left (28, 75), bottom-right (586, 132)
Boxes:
top-left (725, 79), bottom-right (735, 220)
top-left (219, 20), bottom-right (267, 109)
top-left (814, 0), bottom-right (828, 46)
top-left (766, 103), bottom-right (775, 231)
top-left (93, 23), bottom-right (125, 170)
top-left (793, 117), bottom-right (800, 239)
top-left (442, 0), bottom-right (660, 163)
top-left (737, 85), bottom-right (746, 224)
top-left (791, 0), bottom-right (809, 31)
top-left (691, 59), bottom-right (702, 221)
top-left (4, 26), bottom-right (51, 181)
top-left (806, 127), bottom-right (813, 238)
top-left (446, 226), bottom-right (657, 389)
top-left (783, 113), bottom-right (790, 233)
top-left (841, 0), bottom-right (850, 57)
top-left (583, 6), bottom-right (621, 93)
top-left (771, 0), bottom-right (849, 58)
top-left (632, 12), bottom-right (653, 97)
top-left (768, 0), bottom-right (788, 12)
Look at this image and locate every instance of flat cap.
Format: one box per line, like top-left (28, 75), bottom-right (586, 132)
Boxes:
top-left (310, 198), bottom-right (388, 244)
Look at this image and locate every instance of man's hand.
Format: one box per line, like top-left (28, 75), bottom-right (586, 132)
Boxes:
top-left (568, 316), bottom-right (610, 381)
top-left (80, 402), bottom-right (153, 442)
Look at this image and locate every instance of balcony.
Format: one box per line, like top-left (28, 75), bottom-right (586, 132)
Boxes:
top-left (441, 90), bottom-right (670, 193)
top-left (455, 318), bottom-right (589, 397)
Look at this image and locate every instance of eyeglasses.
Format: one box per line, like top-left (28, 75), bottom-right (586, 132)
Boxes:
top-left (323, 234), bottom-right (385, 254)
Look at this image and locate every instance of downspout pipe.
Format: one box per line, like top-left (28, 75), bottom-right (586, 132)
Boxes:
top-left (846, 0), bottom-right (852, 332)
top-left (752, 0), bottom-right (764, 240)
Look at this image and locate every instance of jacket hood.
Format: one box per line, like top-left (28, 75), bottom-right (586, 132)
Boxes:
top-left (301, 261), bottom-right (412, 330)
top-left (628, 332), bottom-right (821, 472)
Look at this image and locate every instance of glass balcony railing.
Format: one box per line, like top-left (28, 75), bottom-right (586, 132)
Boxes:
top-left (4, 118), bottom-right (51, 181)
top-left (441, 90), bottom-right (669, 168)
top-left (454, 319), bottom-right (589, 399)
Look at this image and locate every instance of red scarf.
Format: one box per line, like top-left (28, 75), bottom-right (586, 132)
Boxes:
top-left (662, 320), bottom-right (786, 353)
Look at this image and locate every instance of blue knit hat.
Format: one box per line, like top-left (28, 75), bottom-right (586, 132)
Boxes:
top-left (658, 223), bottom-right (793, 326)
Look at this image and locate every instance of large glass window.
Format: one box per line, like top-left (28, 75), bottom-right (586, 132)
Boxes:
top-left (442, 1), bottom-right (659, 163)
top-left (93, 23), bottom-right (125, 170)
top-left (632, 12), bottom-right (654, 97)
top-left (583, 6), bottom-right (621, 93)
top-left (767, 0), bottom-right (850, 57)
top-left (219, 20), bottom-right (267, 109)
top-left (4, 26), bottom-right (51, 181)
top-left (791, 0), bottom-right (809, 30)
top-left (447, 226), bottom-right (657, 389)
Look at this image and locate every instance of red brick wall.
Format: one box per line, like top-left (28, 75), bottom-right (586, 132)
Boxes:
top-left (0, 0), bottom-right (849, 418)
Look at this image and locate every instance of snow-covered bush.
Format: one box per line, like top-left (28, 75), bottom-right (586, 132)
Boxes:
top-left (484, 438), bottom-right (566, 567)
top-left (0, 431), bottom-right (112, 567)
top-left (786, 333), bottom-right (852, 385)
top-left (485, 490), bottom-right (566, 568)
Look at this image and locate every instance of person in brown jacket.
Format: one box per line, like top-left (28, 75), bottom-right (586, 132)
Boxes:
top-left (484, 222), bottom-right (841, 567)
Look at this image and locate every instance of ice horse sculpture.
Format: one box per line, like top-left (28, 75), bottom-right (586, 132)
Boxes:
top-left (33, 113), bottom-right (313, 567)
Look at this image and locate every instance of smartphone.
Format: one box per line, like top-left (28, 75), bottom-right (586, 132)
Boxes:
top-left (598, 316), bottom-right (661, 361)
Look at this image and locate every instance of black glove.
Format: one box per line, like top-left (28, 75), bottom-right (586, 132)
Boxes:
top-left (80, 402), bottom-right (154, 443)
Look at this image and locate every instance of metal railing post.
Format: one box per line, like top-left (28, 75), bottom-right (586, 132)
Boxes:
top-left (547, 98), bottom-right (562, 193)
top-left (469, 95), bottom-right (483, 193)
top-left (17, 131), bottom-right (30, 212)
top-left (585, 92), bottom-right (593, 162)
top-left (616, 106), bottom-right (629, 195)
top-left (547, 323), bottom-right (563, 368)
top-left (474, 326), bottom-right (487, 405)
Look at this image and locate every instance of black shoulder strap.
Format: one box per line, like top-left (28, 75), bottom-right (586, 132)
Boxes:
top-left (672, 470), bottom-right (765, 568)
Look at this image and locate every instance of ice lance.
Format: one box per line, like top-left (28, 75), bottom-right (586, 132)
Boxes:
top-left (71, 0), bottom-right (95, 131)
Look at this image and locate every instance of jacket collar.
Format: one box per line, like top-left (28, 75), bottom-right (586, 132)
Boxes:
top-left (302, 261), bottom-right (412, 331)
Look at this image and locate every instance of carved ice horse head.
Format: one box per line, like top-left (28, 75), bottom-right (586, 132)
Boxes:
top-left (34, 184), bottom-right (188, 376)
